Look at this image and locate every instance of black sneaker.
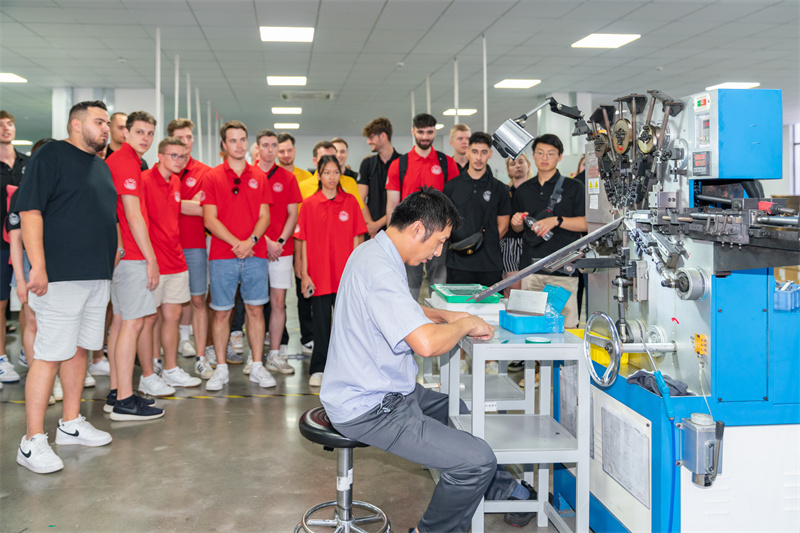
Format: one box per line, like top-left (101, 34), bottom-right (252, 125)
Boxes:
top-left (103, 390), bottom-right (155, 413)
top-left (504, 480), bottom-right (537, 528)
top-left (507, 360), bottom-right (524, 372)
top-left (110, 394), bottom-right (164, 421)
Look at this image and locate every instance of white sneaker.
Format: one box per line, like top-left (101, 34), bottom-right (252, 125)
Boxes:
top-left (205, 365), bottom-right (229, 391)
top-left (17, 433), bottom-right (64, 474)
top-left (88, 357), bottom-right (110, 376)
top-left (308, 372), bottom-right (324, 387)
top-left (194, 357), bottom-right (214, 379)
top-left (485, 361), bottom-right (499, 375)
top-left (161, 366), bottom-right (201, 388)
top-left (18, 348), bottom-right (29, 368)
top-left (301, 341), bottom-right (313, 356)
top-left (48, 394), bottom-right (55, 405)
top-left (179, 339), bottom-right (196, 357)
top-left (266, 353), bottom-right (295, 375)
top-left (138, 373), bottom-right (176, 397)
top-left (0, 355), bottom-right (20, 382)
top-left (230, 331), bottom-right (244, 354)
top-left (53, 375), bottom-right (63, 401)
top-left (243, 353), bottom-right (253, 375)
top-left (153, 358), bottom-right (163, 375)
top-left (55, 415), bottom-right (112, 447)
top-left (84, 371), bottom-right (96, 388)
top-left (249, 364), bottom-right (276, 388)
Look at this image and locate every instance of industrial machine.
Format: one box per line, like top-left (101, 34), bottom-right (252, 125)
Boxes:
top-left (483, 88), bottom-right (800, 532)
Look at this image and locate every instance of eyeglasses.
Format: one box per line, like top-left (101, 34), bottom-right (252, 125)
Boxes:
top-left (232, 178), bottom-right (240, 195)
top-left (161, 153), bottom-right (189, 161)
top-left (534, 151), bottom-right (559, 159)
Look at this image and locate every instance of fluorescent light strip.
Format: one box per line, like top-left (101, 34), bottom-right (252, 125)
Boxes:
top-left (443, 108), bottom-right (477, 116)
top-left (11, 140), bottom-right (32, 145)
top-left (259, 26), bottom-right (314, 43)
top-left (571, 33), bottom-right (640, 49)
top-left (272, 107), bottom-right (302, 115)
top-left (0, 73), bottom-right (27, 83)
top-left (267, 76), bottom-right (307, 86)
top-left (494, 79), bottom-right (541, 89)
top-left (435, 123), bottom-right (444, 130)
top-left (274, 123), bottom-right (299, 129)
top-left (705, 82), bottom-right (761, 90)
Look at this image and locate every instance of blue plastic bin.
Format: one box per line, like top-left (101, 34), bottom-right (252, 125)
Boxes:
top-left (500, 310), bottom-right (565, 334)
top-left (542, 284), bottom-right (570, 314)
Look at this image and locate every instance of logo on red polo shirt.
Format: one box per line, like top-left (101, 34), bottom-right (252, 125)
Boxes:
top-left (248, 178), bottom-right (258, 189)
top-left (124, 178), bottom-right (137, 190)
top-left (186, 177), bottom-right (197, 187)
top-left (431, 165), bottom-right (442, 175)
top-left (199, 191), bottom-right (206, 201)
top-left (174, 192), bottom-right (181, 202)
top-left (339, 211), bottom-right (350, 222)
top-left (273, 182), bottom-right (284, 193)
top-left (294, 224), bottom-right (300, 234)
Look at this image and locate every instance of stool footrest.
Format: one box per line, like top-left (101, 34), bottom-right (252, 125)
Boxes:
top-left (295, 500), bottom-right (390, 533)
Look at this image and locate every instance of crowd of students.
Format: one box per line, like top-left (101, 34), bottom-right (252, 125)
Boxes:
top-left (1, 102), bottom-right (585, 475)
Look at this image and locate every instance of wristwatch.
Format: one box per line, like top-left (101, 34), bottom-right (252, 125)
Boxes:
top-left (250, 235), bottom-right (258, 244)
top-left (556, 216), bottom-right (564, 227)
top-left (277, 238), bottom-right (285, 244)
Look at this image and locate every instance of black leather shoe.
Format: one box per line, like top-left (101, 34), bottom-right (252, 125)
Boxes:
top-left (504, 480), bottom-right (537, 528)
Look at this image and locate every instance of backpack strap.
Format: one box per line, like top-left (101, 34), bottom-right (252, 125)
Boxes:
top-left (436, 151), bottom-right (449, 181)
top-left (398, 153), bottom-right (408, 194)
top-left (545, 173), bottom-right (566, 214)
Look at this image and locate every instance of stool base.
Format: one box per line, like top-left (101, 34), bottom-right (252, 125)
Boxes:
top-left (294, 500), bottom-right (390, 533)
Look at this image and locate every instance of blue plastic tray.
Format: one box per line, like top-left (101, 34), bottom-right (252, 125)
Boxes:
top-left (499, 310), bottom-right (565, 334)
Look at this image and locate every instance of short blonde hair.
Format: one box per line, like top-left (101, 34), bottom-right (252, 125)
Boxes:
top-left (449, 123), bottom-right (470, 141)
top-left (506, 153), bottom-right (534, 184)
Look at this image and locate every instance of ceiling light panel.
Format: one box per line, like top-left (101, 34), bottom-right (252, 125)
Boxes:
top-left (443, 108), bottom-right (477, 116)
top-left (274, 123), bottom-right (300, 129)
top-left (272, 107), bottom-right (302, 114)
top-left (571, 33), bottom-right (641, 48)
top-left (267, 76), bottom-right (307, 86)
top-left (259, 26), bottom-right (314, 43)
top-left (494, 79), bottom-right (541, 89)
top-left (0, 73), bottom-right (27, 83)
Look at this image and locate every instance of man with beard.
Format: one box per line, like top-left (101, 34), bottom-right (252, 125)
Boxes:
top-left (386, 113), bottom-right (459, 300)
top-left (15, 101), bottom-right (116, 473)
top-left (357, 117), bottom-right (399, 238)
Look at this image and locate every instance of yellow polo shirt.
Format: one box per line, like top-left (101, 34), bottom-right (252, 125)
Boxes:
top-left (298, 172), bottom-right (365, 209)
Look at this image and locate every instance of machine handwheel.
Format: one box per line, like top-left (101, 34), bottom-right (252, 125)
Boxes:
top-left (583, 312), bottom-right (623, 387)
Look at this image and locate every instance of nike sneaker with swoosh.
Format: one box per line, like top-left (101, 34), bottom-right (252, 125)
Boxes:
top-left (55, 416), bottom-right (112, 446)
top-left (17, 433), bottom-right (64, 474)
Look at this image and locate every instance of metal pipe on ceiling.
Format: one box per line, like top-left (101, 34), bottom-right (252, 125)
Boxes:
top-left (195, 87), bottom-right (202, 162)
top-left (426, 76), bottom-right (431, 114)
top-left (454, 57), bottom-right (459, 125)
top-left (174, 54), bottom-right (180, 119)
top-left (155, 27), bottom-right (161, 141)
top-left (207, 100), bottom-right (212, 167)
top-left (482, 34), bottom-right (488, 132)
top-left (410, 89), bottom-right (415, 118)
top-left (186, 72), bottom-right (192, 121)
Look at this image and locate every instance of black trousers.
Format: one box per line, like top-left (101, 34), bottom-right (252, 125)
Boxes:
top-left (309, 292), bottom-right (336, 375)
top-left (295, 276), bottom-right (314, 345)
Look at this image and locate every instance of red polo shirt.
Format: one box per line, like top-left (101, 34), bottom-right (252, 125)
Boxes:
top-left (295, 190), bottom-right (367, 296)
top-left (178, 156), bottom-right (210, 250)
top-left (385, 148), bottom-right (459, 199)
top-left (142, 166), bottom-right (187, 275)
top-left (107, 142), bottom-right (149, 261)
top-left (201, 159), bottom-right (273, 261)
top-left (261, 162), bottom-right (303, 257)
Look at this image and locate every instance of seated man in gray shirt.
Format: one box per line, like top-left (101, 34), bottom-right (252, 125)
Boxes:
top-left (320, 187), bottom-right (536, 532)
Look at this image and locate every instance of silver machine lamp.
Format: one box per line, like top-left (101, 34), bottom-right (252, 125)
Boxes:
top-left (491, 96), bottom-right (593, 159)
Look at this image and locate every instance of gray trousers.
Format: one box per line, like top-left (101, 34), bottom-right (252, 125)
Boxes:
top-left (405, 249), bottom-right (447, 301)
top-left (334, 384), bottom-right (517, 533)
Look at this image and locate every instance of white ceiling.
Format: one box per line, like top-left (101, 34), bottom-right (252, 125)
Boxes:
top-left (1, 0), bottom-right (798, 144)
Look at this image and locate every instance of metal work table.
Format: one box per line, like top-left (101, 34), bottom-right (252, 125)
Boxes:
top-left (441, 328), bottom-right (590, 533)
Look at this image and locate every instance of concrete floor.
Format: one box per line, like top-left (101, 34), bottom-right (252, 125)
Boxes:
top-left (1, 287), bottom-right (569, 533)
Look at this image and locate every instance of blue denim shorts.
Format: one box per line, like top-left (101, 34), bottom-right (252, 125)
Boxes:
top-left (208, 257), bottom-right (269, 311)
top-left (183, 248), bottom-right (208, 296)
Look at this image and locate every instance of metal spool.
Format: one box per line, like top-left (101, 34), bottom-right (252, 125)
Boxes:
top-left (612, 118), bottom-right (632, 155)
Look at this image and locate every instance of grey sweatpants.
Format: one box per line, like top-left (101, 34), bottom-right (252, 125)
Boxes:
top-left (334, 384), bottom-right (517, 533)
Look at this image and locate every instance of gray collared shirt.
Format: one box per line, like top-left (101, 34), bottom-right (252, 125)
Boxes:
top-left (320, 231), bottom-right (432, 424)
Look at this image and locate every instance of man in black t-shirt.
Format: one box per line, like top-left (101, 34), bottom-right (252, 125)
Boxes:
top-left (357, 117), bottom-right (399, 237)
top-left (510, 134), bottom-right (586, 328)
top-left (14, 100), bottom-right (117, 474)
top-left (443, 132), bottom-right (511, 287)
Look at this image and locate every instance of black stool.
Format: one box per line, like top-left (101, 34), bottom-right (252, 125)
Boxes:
top-left (295, 406), bottom-right (391, 533)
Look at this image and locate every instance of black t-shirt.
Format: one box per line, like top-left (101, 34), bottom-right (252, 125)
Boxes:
top-left (511, 170), bottom-right (585, 275)
top-left (1, 149), bottom-right (28, 251)
top-left (443, 167), bottom-right (511, 272)
top-left (5, 189), bottom-right (20, 233)
top-left (343, 167), bottom-right (358, 180)
top-left (14, 140), bottom-right (117, 282)
top-left (357, 150), bottom-right (400, 225)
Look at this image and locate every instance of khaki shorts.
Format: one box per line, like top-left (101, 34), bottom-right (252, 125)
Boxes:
top-left (28, 280), bottom-right (110, 361)
top-left (153, 270), bottom-right (191, 307)
top-left (521, 273), bottom-right (579, 329)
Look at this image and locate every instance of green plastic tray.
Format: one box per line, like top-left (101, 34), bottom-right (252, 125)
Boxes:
top-left (431, 284), bottom-right (502, 304)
